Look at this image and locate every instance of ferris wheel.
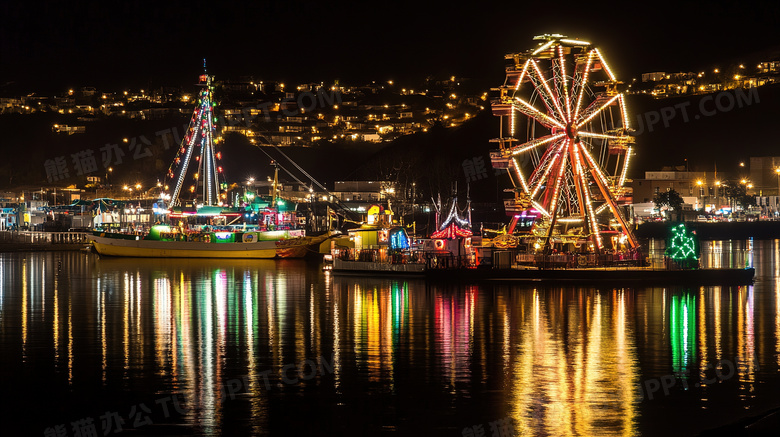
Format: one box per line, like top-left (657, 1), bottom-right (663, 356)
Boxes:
top-left (491, 34), bottom-right (637, 252)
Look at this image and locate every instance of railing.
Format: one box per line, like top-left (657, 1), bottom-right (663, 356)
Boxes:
top-left (0, 230), bottom-right (90, 244)
top-left (497, 243), bottom-right (753, 271)
top-left (513, 251), bottom-right (645, 270)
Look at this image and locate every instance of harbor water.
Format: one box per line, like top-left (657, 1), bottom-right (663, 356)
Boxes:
top-left (0, 239), bottom-right (778, 436)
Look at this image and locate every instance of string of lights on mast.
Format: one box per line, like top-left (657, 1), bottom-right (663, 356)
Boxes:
top-left (165, 60), bottom-right (226, 208)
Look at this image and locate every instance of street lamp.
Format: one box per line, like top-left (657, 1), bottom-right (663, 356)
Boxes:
top-left (775, 167), bottom-right (780, 196)
top-left (696, 179), bottom-right (704, 208)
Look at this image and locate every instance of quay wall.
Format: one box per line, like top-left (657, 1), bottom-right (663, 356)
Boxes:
top-left (636, 221), bottom-right (780, 240)
top-left (0, 231), bottom-right (89, 252)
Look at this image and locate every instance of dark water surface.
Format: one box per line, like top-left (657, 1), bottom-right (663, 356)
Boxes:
top-left (1, 240), bottom-right (779, 436)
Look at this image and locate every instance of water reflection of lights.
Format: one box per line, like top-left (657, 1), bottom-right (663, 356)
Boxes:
top-left (670, 292), bottom-right (695, 377)
top-left (1, 251), bottom-right (777, 435)
top-left (511, 289), bottom-right (639, 436)
top-left (737, 285), bottom-right (756, 403)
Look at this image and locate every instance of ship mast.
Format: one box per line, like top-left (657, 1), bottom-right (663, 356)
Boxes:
top-left (165, 60), bottom-right (222, 208)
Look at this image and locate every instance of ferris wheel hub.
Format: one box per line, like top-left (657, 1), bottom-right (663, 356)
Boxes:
top-left (564, 123), bottom-right (579, 141)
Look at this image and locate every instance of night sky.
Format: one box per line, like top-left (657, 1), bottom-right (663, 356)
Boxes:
top-left (2, 0), bottom-right (780, 92)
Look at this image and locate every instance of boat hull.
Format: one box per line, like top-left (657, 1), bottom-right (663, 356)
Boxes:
top-left (426, 267), bottom-right (755, 285)
top-left (332, 258), bottom-right (754, 285)
top-left (276, 233), bottom-right (335, 259)
top-left (89, 234), bottom-right (279, 258)
top-left (332, 258), bottom-right (426, 275)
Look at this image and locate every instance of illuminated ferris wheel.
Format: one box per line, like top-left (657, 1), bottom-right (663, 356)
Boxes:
top-left (491, 34), bottom-right (637, 252)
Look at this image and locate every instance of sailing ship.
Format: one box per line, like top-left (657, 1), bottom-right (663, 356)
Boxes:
top-left (88, 67), bottom-right (327, 258)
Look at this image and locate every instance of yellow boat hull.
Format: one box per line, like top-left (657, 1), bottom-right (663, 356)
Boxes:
top-left (89, 234), bottom-right (279, 258)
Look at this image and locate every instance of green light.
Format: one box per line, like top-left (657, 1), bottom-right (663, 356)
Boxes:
top-left (666, 223), bottom-right (698, 261)
top-left (670, 293), bottom-right (696, 378)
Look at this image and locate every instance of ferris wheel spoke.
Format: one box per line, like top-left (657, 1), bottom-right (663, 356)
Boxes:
top-left (576, 94), bottom-right (620, 128)
top-left (577, 141), bottom-right (637, 249)
top-left (571, 142), bottom-right (603, 248)
top-left (511, 157), bottom-right (530, 194)
top-left (528, 138), bottom-right (565, 193)
top-left (508, 133), bottom-right (566, 156)
top-left (556, 45), bottom-right (572, 122)
top-left (578, 140), bottom-right (612, 189)
top-left (567, 146), bottom-right (586, 217)
top-left (594, 48), bottom-right (617, 81)
top-left (617, 94), bottom-right (631, 130)
top-left (524, 62), bottom-right (558, 119)
top-left (542, 141), bottom-right (570, 243)
top-left (512, 59), bottom-right (531, 91)
top-left (572, 50), bottom-right (595, 121)
top-left (618, 145), bottom-right (633, 187)
top-left (578, 132), bottom-right (623, 140)
top-left (512, 99), bottom-right (565, 129)
top-left (585, 160), bottom-right (637, 249)
top-left (529, 140), bottom-right (566, 199)
top-left (529, 59), bottom-right (567, 123)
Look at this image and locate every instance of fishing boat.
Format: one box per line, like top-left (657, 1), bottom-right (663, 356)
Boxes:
top-left (88, 67), bottom-right (332, 259)
top-left (88, 224), bottom-right (335, 258)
